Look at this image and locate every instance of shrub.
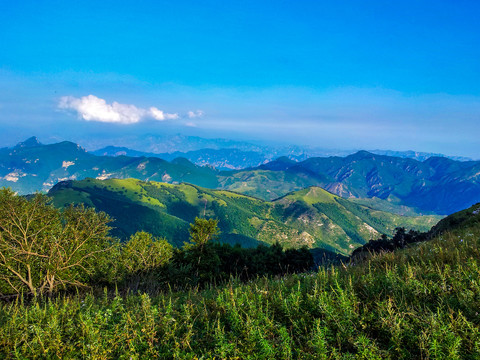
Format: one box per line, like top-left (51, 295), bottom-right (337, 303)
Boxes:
top-left (0, 188), bottom-right (113, 296)
top-left (120, 231), bottom-right (173, 274)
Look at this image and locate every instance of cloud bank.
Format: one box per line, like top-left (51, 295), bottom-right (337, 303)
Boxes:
top-left (58, 95), bottom-right (180, 124)
top-left (188, 110), bottom-right (204, 118)
top-left (149, 107), bottom-right (179, 121)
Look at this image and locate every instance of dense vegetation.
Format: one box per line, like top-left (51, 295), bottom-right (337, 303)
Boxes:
top-left (352, 202), bottom-right (480, 260)
top-left (0, 225), bottom-right (478, 358)
top-left (1, 188), bottom-right (480, 358)
top-left (0, 189), bottom-right (113, 296)
top-left (48, 178), bottom-right (439, 255)
top-left (0, 190), bottom-right (313, 296)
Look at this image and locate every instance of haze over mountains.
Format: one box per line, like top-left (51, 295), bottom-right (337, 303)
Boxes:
top-left (1, 137), bottom-right (479, 216)
top-left (92, 134), bottom-right (472, 170)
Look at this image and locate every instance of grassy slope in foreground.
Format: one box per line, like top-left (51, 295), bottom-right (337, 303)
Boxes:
top-left (1, 206), bottom-right (479, 358)
top-left (48, 178), bottom-right (440, 254)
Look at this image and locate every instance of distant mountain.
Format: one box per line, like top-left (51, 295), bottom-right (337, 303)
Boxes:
top-left (92, 146), bottom-right (152, 158)
top-left (0, 138), bottom-right (92, 194)
top-left (14, 136), bottom-right (42, 148)
top-left (92, 142), bottom-right (472, 170)
top-left (87, 134), bottom-right (266, 154)
top-left (221, 151), bottom-right (480, 214)
top-left (48, 179), bottom-right (439, 255)
top-left (92, 146), bottom-right (272, 170)
top-left (368, 149), bottom-right (471, 162)
top-left (0, 139), bottom-right (219, 194)
top-left (2, 138), bottom-right (479, 215)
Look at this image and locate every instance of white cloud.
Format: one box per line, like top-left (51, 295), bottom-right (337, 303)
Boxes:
top-left (59, 95), bottom-right (179, 124)
top-left (149, 107), bottom-right (179, 121)
top-left (185, 122), bottom-right (197, 127)
top-left (59, 95), bottom-right (145, 124)
top-left (187, 110), bottom-right (204, 118)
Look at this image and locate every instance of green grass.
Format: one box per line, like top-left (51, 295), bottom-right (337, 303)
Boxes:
top-left (49, 179), bottom-right (439, 254)
top-left (218, 169), bottom-right (323, 201)
top-left (1, 221), bottom-right (479, 358)
top-left (283, 187), bottom-right (337, 205)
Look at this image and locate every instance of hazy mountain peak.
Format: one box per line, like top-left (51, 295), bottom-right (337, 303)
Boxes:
top-left (15, 136), bottom-right (42, 148)
top-left (276, 156), bottom-right (296, 163)
top-left (53, 141), bottom-right (88, 153)
top-left (170, 157), bottom-right (196, 166)
top-left (349, 150), bottom-right (376, 159)
top-left (259, 156), bottom-right (297, 171)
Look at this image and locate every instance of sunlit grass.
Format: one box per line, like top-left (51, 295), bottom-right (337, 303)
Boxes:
top-left (1, 225), bottom-right (479, 358)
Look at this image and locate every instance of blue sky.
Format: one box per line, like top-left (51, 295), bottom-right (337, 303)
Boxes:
top-left (0, 0), bottom-right (479, 157)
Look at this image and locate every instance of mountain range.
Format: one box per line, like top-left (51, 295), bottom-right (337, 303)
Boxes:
top-left (0, 137), bottom-right (219, 194)
top-left (1, 137), bottom-right (479, 215)
top-left (233, 152), bottom-right (480, 214)
top-left (48, 178), bottom-right (439, 255)
top-left (92, 138), bottom-right (472, 170)
top-left (92, 146), bottom-right (272, 170)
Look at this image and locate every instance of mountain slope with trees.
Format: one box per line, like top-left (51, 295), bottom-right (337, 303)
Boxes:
top-left (48, 178), bottom-right (439, 255)
top-left (1, 193), bottom-right (479, 358)
top-left (223, 151), bottom-right (480, 214)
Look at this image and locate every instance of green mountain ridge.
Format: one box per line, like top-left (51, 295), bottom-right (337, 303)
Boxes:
top-left (48, 178), bottom-right (440, 255)
top-left (228, 151), bottom-right (480, 214)
top-left (3, 138), bottom-right (479, 215)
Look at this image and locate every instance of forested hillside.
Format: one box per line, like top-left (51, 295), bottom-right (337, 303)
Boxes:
top-left (226, 151), bottom-right (480, 214)
top-left (48, 178), bottom-right (439, 254)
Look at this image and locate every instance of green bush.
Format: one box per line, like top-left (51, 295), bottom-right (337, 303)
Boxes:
top-left (120, 231), bottom-right (173, 274)
top-left (0, 189), bottom-right (113, 296)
